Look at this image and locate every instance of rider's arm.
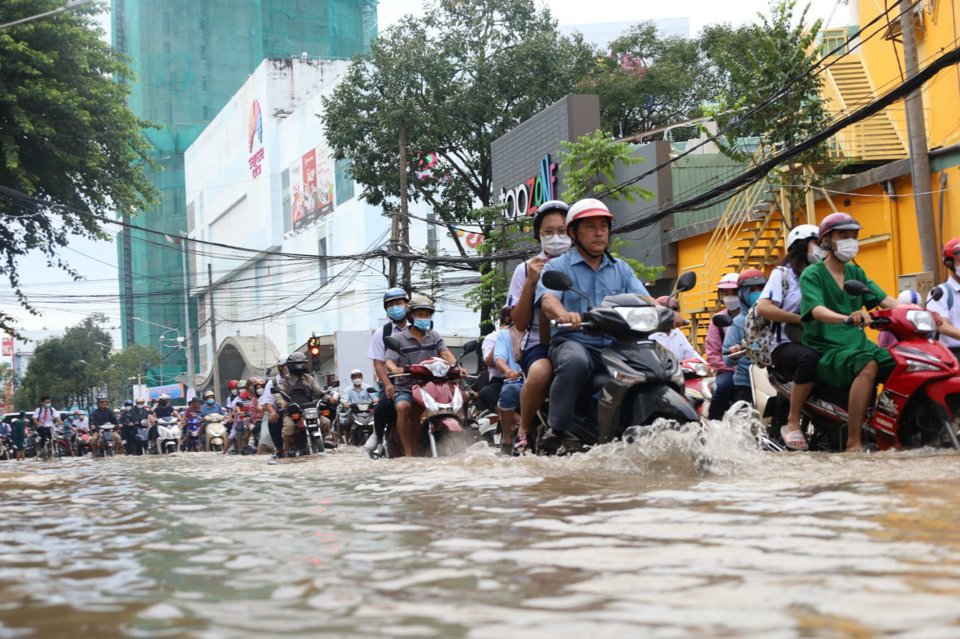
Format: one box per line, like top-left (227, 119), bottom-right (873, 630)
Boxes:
top-left (540, 293), bottom-right (569, 322)
top-left (756, 298), bottom-right (800, 325)
top-left (385, 357), bottom-right (403, 375)
top-left (935, 316), bottom-right (960, 340)
top-left (510, 259), bottom-right (540, 332)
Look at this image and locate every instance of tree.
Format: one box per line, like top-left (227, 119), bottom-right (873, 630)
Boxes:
top-left (322, 0), bottom-right (595, 331)
top-left (102, 343), bottom-right (159, 402)
top-left (578, 22), bottom-right (725, 138)
top-left (701, 0), bottom-right (834, 217)
top-left (0, 0), bottom-right (156, 337)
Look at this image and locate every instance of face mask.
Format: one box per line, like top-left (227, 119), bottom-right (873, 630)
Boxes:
top-left (413, 318), bottom-right (432, 332)
top-left (386, 305), bottom-right (406, 321)
top-left (747, 291), bottom-right (761, 307)
top-left (231, 389), bottom-right (238, 396)
top-left (256, 388), bottom-right (264, 396)
top-left (541, 234), bottom-right (571, 257)
top-left (206, 399), bottom-right (214, 405)
top-left (353, 380), bottom-right (361, 387)
top-left (833, 238), bottom-right (859, 262)
top-left (43, 402), bottom-right (51, 408)
top-left (722, 295), bottom-right (739, 311)
top-left (808, 244), bottom-right (825, 264)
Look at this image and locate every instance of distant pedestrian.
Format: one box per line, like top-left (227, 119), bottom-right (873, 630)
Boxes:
top-left (12, 411), bottom-right (27, 461)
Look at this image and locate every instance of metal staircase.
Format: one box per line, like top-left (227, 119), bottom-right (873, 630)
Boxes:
top-left (822, 54), bottom-right (908, 162)
top-left (682, 175), bottom-right (787, 349)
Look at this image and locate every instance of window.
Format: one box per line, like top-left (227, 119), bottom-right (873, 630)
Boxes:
top-left (281, 168), bottom-right (292, 233)
top-left (318, 236), bottom-right (328, 284)
top-left (335, 158), bottom-right (354, 205)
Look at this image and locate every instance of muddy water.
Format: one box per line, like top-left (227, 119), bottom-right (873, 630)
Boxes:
top-left (1, 422), bottom-right (959, 639)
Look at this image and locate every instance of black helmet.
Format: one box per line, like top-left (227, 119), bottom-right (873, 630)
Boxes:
top-left (96, 394), bottom-right (108, 403)
top-left (287, 352), bottom-right (308, 375)
top-left (532, 200), bottom-right (569, 240)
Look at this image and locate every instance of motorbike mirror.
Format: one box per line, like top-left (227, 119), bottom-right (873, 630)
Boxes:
top-left (712, 314), bottom-right (733, 328)
top-left (843, 280), bottom-right (871, 297)
top-left (461, 339), bottom-right (479, 355)
top-left (367, 387), bottom-right (377, 393)
top-left (928, 286), bottom-right (944, 303)
top-left (542, 270), bottom-right (572, 291)
top-left (330, 380), bottom-right (340, 388)
top-left (675, 271), bottom-right (697, 293)
top-left (383, 336), bottom-right (403, 353)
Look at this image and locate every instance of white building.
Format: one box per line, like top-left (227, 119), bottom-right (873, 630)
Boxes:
top-left (184, 58), bottom-right (479, 391)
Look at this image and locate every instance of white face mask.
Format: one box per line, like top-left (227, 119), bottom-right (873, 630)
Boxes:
top-left (833, 238), bottom-right (859, 262)
top-left (353, 380), bottom-right (361, 387)
top-left (541, 234), bottom-right (571, 257)
top-left (722, 295), bottom-right (739, 311)
top-left (808, 244), bottom-right (825, 264)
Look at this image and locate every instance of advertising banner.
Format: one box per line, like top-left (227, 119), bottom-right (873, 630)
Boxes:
top-left (1, 336), bottom-right (12, 357)
top-left (147, 384), bottom-right (185, 400)
top-left (290, 144), bottom-right (335, 231)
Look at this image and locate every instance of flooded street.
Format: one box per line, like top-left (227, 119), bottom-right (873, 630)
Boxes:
top-left (2, 423), bottom-right (959, 639)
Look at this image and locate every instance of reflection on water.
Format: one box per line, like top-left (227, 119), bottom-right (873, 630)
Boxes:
top-left (1, 419), bottom-right (959, 638)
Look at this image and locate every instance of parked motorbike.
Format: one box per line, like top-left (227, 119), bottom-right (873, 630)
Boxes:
top-left (204, 414), bottom-right (228, 452)
top-left (541, 270), bottom-right (700, 453)
top-left (718, 281), bottom-right (960, 452)
top-left (156, 416), bottom-right (180, 454)
top-left (379, 338), bottom-right (480, 458)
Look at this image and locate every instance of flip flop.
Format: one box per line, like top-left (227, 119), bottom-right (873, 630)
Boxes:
top-left (512, 433), bottom-right (530, 456)
top-left (780, 426), bottom-right (808, 451)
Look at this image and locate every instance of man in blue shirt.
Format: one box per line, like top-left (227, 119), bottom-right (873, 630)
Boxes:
top-left (535, 198), bottom-right (652, 453)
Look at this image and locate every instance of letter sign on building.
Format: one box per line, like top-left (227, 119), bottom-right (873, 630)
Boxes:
top-left (497, 154), bottom-right (557, 221)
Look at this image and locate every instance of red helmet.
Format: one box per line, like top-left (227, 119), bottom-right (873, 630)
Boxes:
top-left (239, 389), bottom-right (249, 400)
top-left (227, 380), bottom-right (238, 390)
top-left (566, 198), bottom-right (614, 231)
top-left (738, 268), bottom-right (766, 288)
top-left (818, 212), bottom-right (861, 239)
top-left (941, 237), bottom-right (960, 262)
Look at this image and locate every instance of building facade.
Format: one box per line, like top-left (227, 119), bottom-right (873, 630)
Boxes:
top-left (185, 59), bottom-right (479, 394)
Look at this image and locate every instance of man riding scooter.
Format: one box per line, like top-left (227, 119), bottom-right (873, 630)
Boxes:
top-left (279, 352), bottom-right (334, 457)
top-left (799, 212), bottom-right (897, 452)
top-left (90, 395), bottom-right (121, 456)
top-left (343, 369), bottom-right (375, 445)
top-left (366, 288), bottom-right (410, 454)
top-left (535, 198), bottom-right (654, 453)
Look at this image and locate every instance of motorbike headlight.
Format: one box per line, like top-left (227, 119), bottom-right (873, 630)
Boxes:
top-left (613, 306), bottom-right (659, 332)
top-left (304, 408), bottom-right (319, 419)
top-left (906, 359), bottom-right (940, 373)
top-left (906, 310), bottom-right (937, 333)
top-left (611, 369), bottom-right (646, 384)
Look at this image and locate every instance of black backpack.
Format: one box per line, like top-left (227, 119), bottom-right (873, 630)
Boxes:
top-left (286, 375), bottom-right (313, 405)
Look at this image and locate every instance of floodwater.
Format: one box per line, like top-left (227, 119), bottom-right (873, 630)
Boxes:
top-left (1, 420), bottom-right (959, 639)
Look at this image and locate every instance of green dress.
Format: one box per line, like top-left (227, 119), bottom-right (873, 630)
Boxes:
top-left (799, 261), bottom-right (895, 386)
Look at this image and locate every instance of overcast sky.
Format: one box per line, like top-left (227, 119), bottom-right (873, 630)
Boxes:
top-left (9, 0), bottom-right (847, 341)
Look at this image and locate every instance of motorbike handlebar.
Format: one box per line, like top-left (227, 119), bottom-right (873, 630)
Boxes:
top-left (550, 319), bottom-right (597, 329)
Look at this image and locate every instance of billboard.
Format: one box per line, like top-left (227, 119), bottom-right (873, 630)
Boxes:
top-left (290, 144), bottom-right (335, 231)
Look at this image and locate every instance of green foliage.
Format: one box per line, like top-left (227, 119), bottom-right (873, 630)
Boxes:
top-left (610, 236), bottom-right (665, 284)
top-left (322, 0), bottom-right (595, 330)
top-left (559, 130), bottom-right (653, 203)
top-left (578, 21), bottom-right (726, 138)
top-left (16, 314), bottom-right (158, 409)
top-left (0, 0), bottom-right (156, 338)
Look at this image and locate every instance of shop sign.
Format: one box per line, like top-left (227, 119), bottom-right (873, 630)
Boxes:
top-left (247, 100), bottom-right (265, 178)
top-left (496, 154), bottom-right (557, 220)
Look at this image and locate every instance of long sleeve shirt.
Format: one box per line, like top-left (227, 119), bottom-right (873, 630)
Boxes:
top-left (705, 311), bottom-right (733, 372)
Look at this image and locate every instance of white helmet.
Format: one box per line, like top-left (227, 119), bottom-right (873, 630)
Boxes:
top-left (897, 289), bottom-right (921, 305)
top-left (786, 224), bottom-right (819, 251)
top-left (717, 273), bottom-right (740, 290)
top-left (350, 369), bottom-right (362, 378)
top-left (159, 394), bottom-right (170, 400)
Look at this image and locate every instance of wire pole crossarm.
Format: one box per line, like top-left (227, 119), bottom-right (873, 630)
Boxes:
top-left (0, 0), bottom-right (95, 30)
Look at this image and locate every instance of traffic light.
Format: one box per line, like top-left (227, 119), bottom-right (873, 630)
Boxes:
top-left (308, 335), bottom-right (321, 357)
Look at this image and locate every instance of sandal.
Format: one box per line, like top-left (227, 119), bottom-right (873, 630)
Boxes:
top-left (512, 433), bottom-right (530, 456)
top-left (780, 426), bottom-right (808, 451)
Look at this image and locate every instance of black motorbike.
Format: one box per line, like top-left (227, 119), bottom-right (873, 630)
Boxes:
top-left (541, 270), bottom-right (700, 452)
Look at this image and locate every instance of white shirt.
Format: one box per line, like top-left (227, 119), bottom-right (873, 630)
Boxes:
top-left (759, 265), bottom-right (802, 349)
top-left (926, 277), bottom-right (960, 348)
top-left (650, 329), bottom-right (703, 362)
top-left (259, 377), bottom-right (278, 407)
top-left (507, 252), bottom-right (549, 350)
top-left (33, 405), bottom-right (59, 427)
top-left (367, 320), bottom-right (408, 361)
top-left (482, 331), bottom-right (502, 380)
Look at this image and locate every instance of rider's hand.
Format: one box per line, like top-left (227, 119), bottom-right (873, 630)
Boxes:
top-left (506, 370), bottom-right (521, 381)
top-left (384, 382), bottom-right (396, 400)
top-left (558, 312), bottom-right (582, 329)
top-left (848, 310), bottom-right (871, 327)
top-left (526, 256), bottom-right (545, 281)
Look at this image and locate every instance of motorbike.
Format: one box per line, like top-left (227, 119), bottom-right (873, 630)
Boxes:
top-left (0, 433), bottom-right (12, 460)
top-left (99, 423), bottom-right (117, 457)
top-left (540, 270), bottom-right (700, 453)
top-left (379, 338), bottom-right (480, 458)
top-left (300, 401), bottom-right (326, 455)
top-left (136, 419), bottom-right (152, 455)
top-left (346, 397), bottom-right (376, 447)
top-left (156, 416), bottom-right (180, 454)
top-left (204, 414), bottom-right (228, 452)
top-left (184, 416), bottom-right (203, 452)
top-left (718, 281), bottom-right (960, 452)
top-left (681, 358), bottom-right (714, 417)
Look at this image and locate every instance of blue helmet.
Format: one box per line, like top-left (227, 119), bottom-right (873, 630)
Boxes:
top-left (383, 287), bottom-right (408, 308)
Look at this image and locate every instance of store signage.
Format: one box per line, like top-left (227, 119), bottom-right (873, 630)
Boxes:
top-left (497, 154), bottom-right (557, 220)
top-left (248, 99), bottom-right (265, 178)
top-left (1, 336), bottom-right (12, 357)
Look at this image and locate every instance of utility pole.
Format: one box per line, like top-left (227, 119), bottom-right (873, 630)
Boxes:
top-left (900, 0), bottom-right (938, 273)
top-left (399, 122), bottom-right (412, 291)
top-left (208, 264), bottom-right (220, 399)
top-left (180, 232), bottom-right (195, 395)
top-left (389, 207), bottom-right (399, 287)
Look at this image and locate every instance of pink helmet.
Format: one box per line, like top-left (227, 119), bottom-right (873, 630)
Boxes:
top-left (818, 212), bottom-right (861, 239)
top-left (565, 198), bottom-right (614, 231)
top-left (717, 273), bottom-right (740, 290)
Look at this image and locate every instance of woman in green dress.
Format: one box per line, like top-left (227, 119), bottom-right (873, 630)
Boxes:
top-left (800, 213), bottom-right (897, 452)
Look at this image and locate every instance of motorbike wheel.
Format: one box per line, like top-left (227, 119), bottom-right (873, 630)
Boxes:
top-left (938, 415), bottom-right (960, 450)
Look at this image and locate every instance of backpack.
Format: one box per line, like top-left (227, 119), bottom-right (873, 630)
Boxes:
top-left (285, 375), bottom-right (313, 404)
top-left (743, 267), bottom-right (791, 369)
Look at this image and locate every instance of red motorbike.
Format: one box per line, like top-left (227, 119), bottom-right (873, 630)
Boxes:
top-left (750, 281), bottom-right (960, 451)
top-left (380, 339), bottom-right (480, 458)
top-left (680, 358), bottom-right (713, 417)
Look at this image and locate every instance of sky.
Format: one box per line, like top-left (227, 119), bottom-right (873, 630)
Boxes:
top-left (7, 0), bottom-right (848, 343)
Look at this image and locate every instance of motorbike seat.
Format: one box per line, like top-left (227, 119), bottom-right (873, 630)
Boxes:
top-left (810, 383), bottom-right (850, 409)
top-left (770, 369), bottom-right (792, 385)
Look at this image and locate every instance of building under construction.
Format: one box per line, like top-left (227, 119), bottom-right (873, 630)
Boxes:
top-left (113, 0), bottom-right (377, 388)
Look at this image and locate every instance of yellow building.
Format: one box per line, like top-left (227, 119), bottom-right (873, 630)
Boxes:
top-left (674, 0), bottom-right (960, 342)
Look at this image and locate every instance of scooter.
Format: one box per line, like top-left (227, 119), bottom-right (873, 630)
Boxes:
top-left (681, 358), bottom-right (714, 417)
top-left (301, 401), bottom-right (326, 455)
top-left (136, 419), bottom-right (151, 455)
top-left (379, 338), bottom-right (480, 458)
top-left (720, 281), bottom-right (960, 451)
top-left (540, 270), bottom-right (700, 453)
top-left (99, 423), bottom-right (117, 457)
top-left (204, 414), bottom-right (227, 452)
top-left (184, 416), bottom-right (203, 452)
top-left (156, 416), bottom-right (180, 454)
top-left (347, 399), bottom-right (376, 447)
